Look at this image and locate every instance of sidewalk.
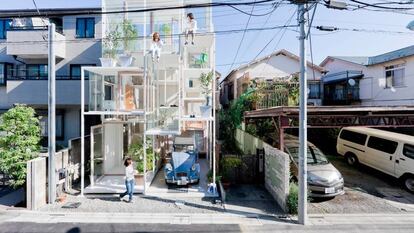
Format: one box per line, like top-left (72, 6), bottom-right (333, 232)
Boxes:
top-left (2, 209), bottom-right (414, 227)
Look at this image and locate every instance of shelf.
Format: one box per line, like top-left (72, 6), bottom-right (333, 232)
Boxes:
top-left (183, 97), bottom-right (205, 101)
top-left (181, 116), bottom-right (214, 121)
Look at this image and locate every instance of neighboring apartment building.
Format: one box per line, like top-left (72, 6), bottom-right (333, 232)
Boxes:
top-left (0, 7), bottom-right (102, 146)
top-left (320, 45), bottom-right (414, 106)
top-left (219, 49), bottom-right (326, 107)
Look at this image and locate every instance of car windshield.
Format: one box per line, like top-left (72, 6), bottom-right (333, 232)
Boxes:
top-left (287, 145), bottom-right (329, 165)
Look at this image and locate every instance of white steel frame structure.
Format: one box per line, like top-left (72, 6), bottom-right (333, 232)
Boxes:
top-left (80, 0), bottom-right (217, 196)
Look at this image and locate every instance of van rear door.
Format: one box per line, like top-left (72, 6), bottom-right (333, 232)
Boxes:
top-left (366, 136), bottom-right (398, 176)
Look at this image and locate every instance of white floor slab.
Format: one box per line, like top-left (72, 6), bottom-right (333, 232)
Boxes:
top-left (84, 175), bottom-right (144, 194)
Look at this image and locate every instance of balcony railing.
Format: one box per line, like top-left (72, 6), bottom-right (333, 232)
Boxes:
top-left (7, 75), bottom-right (88, 80)
top-left (9, 26), bottom-right (64, 34)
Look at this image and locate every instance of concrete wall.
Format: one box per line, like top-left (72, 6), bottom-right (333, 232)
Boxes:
top-left (6, 80), bottom-right (89, 106)
top-left (235, 128), bottom-right (290, 212)
top-left (26, 157), bottom-right (47, 210)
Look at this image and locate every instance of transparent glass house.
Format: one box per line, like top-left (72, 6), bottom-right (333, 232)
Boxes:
top-left (80, 0), bottom-right (217, 195)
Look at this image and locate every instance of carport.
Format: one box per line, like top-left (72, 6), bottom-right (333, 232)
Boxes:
top-left (244, 106), bottom-right (414, 150)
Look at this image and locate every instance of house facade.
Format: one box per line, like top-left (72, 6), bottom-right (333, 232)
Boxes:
top-left (219, 49), bottom-right (326, 107)
top-left (0, 7), bottom-right (102, 146)
top-left (320, 45), bottom-right (414, 106)
top-left (80, 0), bottom-right (217, 195)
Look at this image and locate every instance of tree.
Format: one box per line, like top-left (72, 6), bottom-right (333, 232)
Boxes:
top-left (0, 105), bottom-right (41, 188)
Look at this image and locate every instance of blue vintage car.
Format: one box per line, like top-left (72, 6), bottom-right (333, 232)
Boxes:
top-left (164, 151), bottom-right (200, 185)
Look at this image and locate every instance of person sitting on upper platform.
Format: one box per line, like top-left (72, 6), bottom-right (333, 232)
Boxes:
top-left (185, 13), bottom-right (197, 45)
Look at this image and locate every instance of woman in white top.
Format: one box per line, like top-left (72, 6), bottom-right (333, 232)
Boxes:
top-left (120, 157), bottom-right (136, 203)
top-left (150, 32), bottom-right (164, 62)
top-left (185, 13), bottom-right (197, 45)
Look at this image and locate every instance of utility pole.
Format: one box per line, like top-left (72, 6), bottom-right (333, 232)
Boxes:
top-left (297, 3), bottom-right (308, 225)
top-left (48, 23), bottom-right (56, 204)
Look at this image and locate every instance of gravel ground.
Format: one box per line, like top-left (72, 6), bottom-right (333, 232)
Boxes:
top-left (40, 194), bottom-right (225, 214)
top-left (308, 154), bottom-right (414, 214)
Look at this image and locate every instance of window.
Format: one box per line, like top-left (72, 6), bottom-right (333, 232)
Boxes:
top-left (26, 64), bottom-right (48, 79)
top-left (39, 113), bottom-right (64, 139)
top-left (367, 136), bottom-right (398, 154)
top-left (385, 64), bottom-right (405, 88)
top-left (308, 83), bottom-right (320, 99)
top-left (403, 144), bottom-right (414, 160)
top-left (0, 19), bottom-right (11, 39)
top-left (76, 18), bottom-right (95, 38)
top-left (340, 129), bottom-right (367, 145)
top-left (70, 64), bottom-right (95, 79)
top-left (104, 85), bottom-right (113, 101)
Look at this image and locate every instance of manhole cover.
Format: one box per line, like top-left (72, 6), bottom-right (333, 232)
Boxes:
top-left (171, 215), bottom-right (191, 225)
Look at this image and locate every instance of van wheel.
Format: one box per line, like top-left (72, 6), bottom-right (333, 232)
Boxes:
top-left (403, 175), bottom-right (414, 193)
top-left (345, 153), bottom-right (358, 166)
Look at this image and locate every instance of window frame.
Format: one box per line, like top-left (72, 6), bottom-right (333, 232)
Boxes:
top-left (385, 63), bottom-right (405, 88)
top-left (367, 136), bottom-right (398, 154)
top-left (339, 129), bottom-right (368, 146)
top-left (0, 63), bottom-right (12, 85)
top-left (70, 64), bottom-right (96, 79)
top-left (76, 18), bottom-right (95, 39)
top-left (403, 144), bottom-right (414, 160)
top-left (38, 110), bottom-right (65, 140)
top-left (0, 19), bottom-right (12, 39)
top-left (26, 64), bottom-right (48, 80)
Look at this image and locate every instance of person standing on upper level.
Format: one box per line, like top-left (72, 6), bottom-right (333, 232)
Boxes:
top-left (185, 13), bottom-right (197, 45)
top-left (151, 32), bottom-right (164, 62)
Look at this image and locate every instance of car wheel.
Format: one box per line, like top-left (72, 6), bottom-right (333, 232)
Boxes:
top-left (403, 175), bottom-right (414, 193)
top-left (345, 153), bottom-right (358, 166)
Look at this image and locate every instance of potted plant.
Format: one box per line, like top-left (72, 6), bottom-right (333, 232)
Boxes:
top-left (127, 138), bottom-right (156, 184)
top-left (220, 156), bottom-right (243, 189)
top-left (199, 72), bottom-right (213, 117)
top-left (118, 19), bottom-right (137, 67)
top-left (101, 25), bottom-right (121, 67)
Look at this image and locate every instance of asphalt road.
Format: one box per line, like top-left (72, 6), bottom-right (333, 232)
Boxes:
top-left (1, 222), bottom-right (414, 233)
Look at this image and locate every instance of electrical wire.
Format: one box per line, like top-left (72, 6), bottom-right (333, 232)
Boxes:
top-left (228, 0), bottom-right (257, 71)
top-left (0, 0), bottom-right (279, 18)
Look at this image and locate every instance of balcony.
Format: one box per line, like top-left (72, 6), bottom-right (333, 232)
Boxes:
top-left (6, 77), bottom-right (87, 106)
top-left (6, 26), bottom-right (66, 59)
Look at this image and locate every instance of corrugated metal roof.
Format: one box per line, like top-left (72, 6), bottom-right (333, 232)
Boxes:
top-left (330, 56), bottom-right (369, 65)
top-left (368, 45), bottom-right (414, 65)
top-left (327, 45), bottom-right (414, 67)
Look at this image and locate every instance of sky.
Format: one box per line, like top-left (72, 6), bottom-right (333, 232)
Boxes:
top-left (3, 0), bottom-right (414, 77)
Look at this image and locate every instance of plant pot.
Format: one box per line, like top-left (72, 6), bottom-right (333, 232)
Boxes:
top-left (118, 54), bottom-right (134, 67)
top-left (134, 174), bottom-right (144, 186)
top-left (100, 58), bottom-right (117, 67)
top-left (200, 105), bottom-right (212, 118)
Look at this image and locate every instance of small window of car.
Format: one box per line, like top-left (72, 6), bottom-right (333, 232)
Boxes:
top-left (403, 144), bottom-right (414, 160)
top-left (339, 129), bottom-right (367, 145)
top-left (367, 136), bottom-right (398, 154)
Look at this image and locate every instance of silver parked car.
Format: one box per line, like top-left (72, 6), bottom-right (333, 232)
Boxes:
top-left (284, 135), bottom-right (345, 198)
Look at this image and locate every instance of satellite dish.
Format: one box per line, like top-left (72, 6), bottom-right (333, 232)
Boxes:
top-left (407, 20), bottom-right (414, 31)
top-left (348, 79), bottom-right (356, 86)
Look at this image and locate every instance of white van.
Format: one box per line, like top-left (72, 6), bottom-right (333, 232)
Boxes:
top-left (337, 127), bottom-right (414, 193)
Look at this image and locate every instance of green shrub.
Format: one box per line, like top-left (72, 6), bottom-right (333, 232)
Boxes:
top-left (221, 156), bottom-right (243, 182)
top-left (287, 182), bottom-right (299, 215)
top-left (0, 105), bottom-right (41, 188)
top-left (127, 138), bottom-right (156, 173)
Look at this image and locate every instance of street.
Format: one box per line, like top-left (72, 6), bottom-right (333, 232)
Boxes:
top-left (1, 222), bottom-right (414, 233)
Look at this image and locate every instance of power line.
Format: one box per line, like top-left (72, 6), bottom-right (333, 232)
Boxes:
top-left (228, 0), bottom-right (257, 71)
top-left (0, 24), bottom-right (298, 45)
top-left (0, 0), bottom-right (279, 18)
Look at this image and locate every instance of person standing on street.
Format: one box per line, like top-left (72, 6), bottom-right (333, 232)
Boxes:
top-left (120, 157), bottom-right (136, 203)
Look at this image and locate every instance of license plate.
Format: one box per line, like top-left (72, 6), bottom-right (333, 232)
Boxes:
top-left (325, 187), bottom-right (335, 194)
top-left (178, 177), bottom-right (188, 185)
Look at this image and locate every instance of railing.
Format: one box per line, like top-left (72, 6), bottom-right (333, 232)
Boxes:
top-left (7, 75), bottom-right (88, 80)
top-left (256, 89), bottom-right (289, 110)
top-left (9, 26), bottom-right (64, 34)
